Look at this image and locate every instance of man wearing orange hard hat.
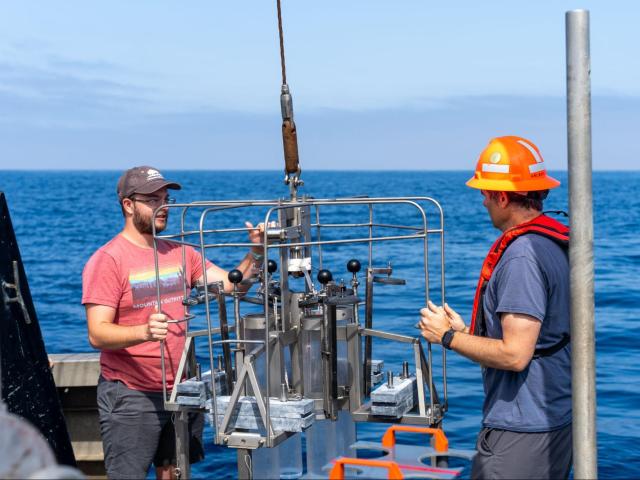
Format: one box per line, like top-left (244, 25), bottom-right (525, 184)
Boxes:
top-left (420, 136), bottom-right (572, 479)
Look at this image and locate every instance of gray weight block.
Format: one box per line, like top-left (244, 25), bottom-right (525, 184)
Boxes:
top-left (200, 370), bottom-right (226, 397)
top-left (371, 375), bottom-right (417, 418)
top-left (370, 375), bottom-right (416, 404)
top-left (176, 379), bottom-right (206, 395)
top-left (211, 411), bottom-right (315, 433)
top-left (214, 396), bottom-right (315, 418)
top-left (371, 394), bottom-right (415, 417)
top-left (176, 379), bottom-right (208, 407)
top-left (179, 370), bottom-right (225, 397)
top-left (371, 359), bottom-right (384, 374)
top-left (176, 394), bottom-right (207, 408)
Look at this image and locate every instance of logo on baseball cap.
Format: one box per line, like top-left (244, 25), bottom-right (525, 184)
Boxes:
top-left (117, 166), bottom-right (182, 200)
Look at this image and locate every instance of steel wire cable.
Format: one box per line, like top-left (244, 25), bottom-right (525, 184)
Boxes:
top-left (276, 0), bottom-right (287, 86)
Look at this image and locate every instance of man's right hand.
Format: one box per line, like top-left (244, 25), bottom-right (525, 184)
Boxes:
top-left (444, 303), bottom-right (468, 333)
top-left (145, 313), bottom-right (169, 342)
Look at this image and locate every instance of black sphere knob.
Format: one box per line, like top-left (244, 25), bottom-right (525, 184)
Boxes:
top-left (317, 269), bottom-right (333, 285)
top-left (228, 269), bottom-right (243, 284)
top-left (267, 259), bottom-right (278, 274)
top-left (347, 259), bottom-right (361, 274)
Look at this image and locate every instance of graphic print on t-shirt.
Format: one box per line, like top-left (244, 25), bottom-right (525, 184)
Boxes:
top-left (129, 265), bottom-right (184, 309)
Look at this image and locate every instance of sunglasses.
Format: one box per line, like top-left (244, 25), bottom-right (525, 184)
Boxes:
top-left (129, 195), bottom-right (176, 207)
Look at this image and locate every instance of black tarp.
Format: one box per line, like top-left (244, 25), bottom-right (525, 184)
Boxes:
top-left (0, 191), bottom-right (76, 466)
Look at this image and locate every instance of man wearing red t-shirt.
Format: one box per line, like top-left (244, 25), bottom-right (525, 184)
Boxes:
top-left (82, 166), bottom-right (263, 479)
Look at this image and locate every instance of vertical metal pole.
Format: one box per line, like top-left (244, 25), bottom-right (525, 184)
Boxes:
top-left (237, 448), bottom-right (253, 479)
top-left (216, 290), bottom-right (234, 393)
top-left (315, 206), bottom-right (323, 270)
top-left (566, 9), bottom-right (598, 479)
top-left (363, 269), bottom-right (374, 396)
top-left (174, 410), bottom-right (191, 479)
top-left (368, 204), bottom-right (373, 268)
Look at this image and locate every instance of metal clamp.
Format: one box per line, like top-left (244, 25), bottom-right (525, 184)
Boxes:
top-left (1, 260), bottom-right (31, 324)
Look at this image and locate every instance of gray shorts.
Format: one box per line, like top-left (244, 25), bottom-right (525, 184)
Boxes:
top-left (471, 424), bottom-right (572, 479)
top-left (97, 376), bottom-right (204, 479)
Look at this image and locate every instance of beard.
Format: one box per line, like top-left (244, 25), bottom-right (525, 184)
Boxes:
top-left (133, 207), bottom-right (167, 234)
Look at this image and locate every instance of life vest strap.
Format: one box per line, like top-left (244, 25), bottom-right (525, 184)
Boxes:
top-left (533, 333), bottom-right (570, 359)
top-left (470, 214), bottom-right (569, 337)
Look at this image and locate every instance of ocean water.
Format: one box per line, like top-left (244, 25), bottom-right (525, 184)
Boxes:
top-left (1, 170), bottom-right (638, 479)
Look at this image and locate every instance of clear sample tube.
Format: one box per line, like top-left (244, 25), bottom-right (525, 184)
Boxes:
top-left (252, 446), bottom-right (280, 480)
top-left (305, 418), bottom-right (338, 478)
top-left (278, 433), bottom-right (303, 479)
top-left (336, 410), bottom-right (357, 458)
top-left (243, 312), bottom-right (280, 396)
top-left (337, 318), bottom-right (349, 386)
top-left (302, 315), bottom-right (324, 398)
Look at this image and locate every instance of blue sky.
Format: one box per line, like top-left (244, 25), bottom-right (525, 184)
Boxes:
top-left (0, 1), bottom-right (638, 170)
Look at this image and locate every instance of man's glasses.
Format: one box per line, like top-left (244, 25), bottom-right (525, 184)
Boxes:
top-left (130, 196), bottom-right (176, 207)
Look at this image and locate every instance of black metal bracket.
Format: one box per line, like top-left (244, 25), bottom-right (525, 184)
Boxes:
top-left (1, 260), bottom-right (31, 324)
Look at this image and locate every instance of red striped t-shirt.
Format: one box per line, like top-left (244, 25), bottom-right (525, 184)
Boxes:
top-left (82, 234), bottom-right (208, 391)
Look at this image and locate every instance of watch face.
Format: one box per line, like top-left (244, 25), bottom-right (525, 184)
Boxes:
top-left (443, 329), bottom-right (455, 349)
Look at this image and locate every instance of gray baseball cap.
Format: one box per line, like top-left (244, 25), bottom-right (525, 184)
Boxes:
top-left (117, 166), bottom-right (181, 200)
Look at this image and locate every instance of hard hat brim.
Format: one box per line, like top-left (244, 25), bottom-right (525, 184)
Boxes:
top-left (466, 175), bottom-right (561, 192)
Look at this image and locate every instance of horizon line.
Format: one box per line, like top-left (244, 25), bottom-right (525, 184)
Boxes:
top-left (0, 168), bottom-right (638, 173)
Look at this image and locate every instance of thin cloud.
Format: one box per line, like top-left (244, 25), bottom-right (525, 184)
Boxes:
top-left (0, 95), bottom-right (636, 170)
top-left (0, 59), bottom-right (161, 127)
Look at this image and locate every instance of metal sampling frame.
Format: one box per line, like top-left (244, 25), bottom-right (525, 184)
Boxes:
top-left (151, 193), bottom-right (448, 479)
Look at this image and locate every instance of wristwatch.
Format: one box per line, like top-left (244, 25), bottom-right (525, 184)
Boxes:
top-left (250, 250), bottom-right (264, 261)
top-left (441, 328), bottom-right (456, 350)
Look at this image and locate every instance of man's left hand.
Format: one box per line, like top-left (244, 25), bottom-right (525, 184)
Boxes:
top-left (245, 221), bottom-right (265, 252)
top-left (419, 300), bottom-right (453, 344)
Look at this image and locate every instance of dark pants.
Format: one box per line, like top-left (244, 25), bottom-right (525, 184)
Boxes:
top-left (471, 424), bottom-right (572, 479)
top-left (97, 376), bottom-right (204, 480)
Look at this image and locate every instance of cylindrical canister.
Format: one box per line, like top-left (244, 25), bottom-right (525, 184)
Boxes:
top-left (242, 312), bottom-right (282, 396)
top-left (301, 314), bottom-right (323, 398)
top-left (336, 304), bottom-right (355, 387)
top-left (336, 317), bottom-right (349, 386)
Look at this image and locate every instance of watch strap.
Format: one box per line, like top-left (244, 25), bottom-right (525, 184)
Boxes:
top-left (441, 328), bottom-right (456, 350)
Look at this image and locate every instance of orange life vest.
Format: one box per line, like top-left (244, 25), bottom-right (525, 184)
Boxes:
top-left (470, 214), bottom-right (570, 348)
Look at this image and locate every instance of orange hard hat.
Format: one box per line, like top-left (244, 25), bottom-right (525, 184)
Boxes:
top-left (466, 136), bottom-right (560, 192)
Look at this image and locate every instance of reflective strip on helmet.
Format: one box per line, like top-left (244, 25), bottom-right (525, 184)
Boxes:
top-left (482, 164), bottom-right (509, 173)
top-left (517, 139), bottom-right (543, 163)
top-left (529, 162), bottom-right (546, 173)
